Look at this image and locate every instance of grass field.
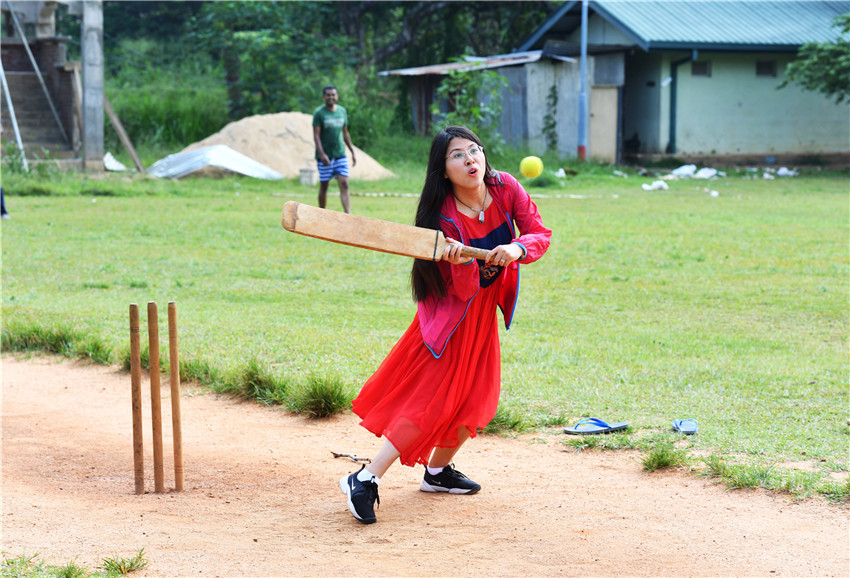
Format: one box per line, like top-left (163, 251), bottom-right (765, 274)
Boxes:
top-left (1, 165), bottom-right (848, 498)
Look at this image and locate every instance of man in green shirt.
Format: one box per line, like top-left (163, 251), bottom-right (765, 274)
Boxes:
top-left (313, 85), bottom-right (357, 213)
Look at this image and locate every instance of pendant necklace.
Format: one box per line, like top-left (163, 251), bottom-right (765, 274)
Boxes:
top-left (454, 190), bottom-right (488, 223)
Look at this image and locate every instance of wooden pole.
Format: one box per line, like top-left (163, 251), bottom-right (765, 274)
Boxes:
top-left (147, 302), bottom-right (165, 493)
top-left (129, 304), bottom-right (144, 495)
top-left (65, 62), bottom-right (83, 151)
top-left (168, 301), bottom-right (184, 491)
top-left (103, 94), bottom-right (145, 172)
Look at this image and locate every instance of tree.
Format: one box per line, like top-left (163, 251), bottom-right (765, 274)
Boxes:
top-left (430, 62), bottom-right (508, 152)
top-left (191, 2), bottom-right (349, 119)
top-left (103, 1), bottom-right (203, 41)
top-left (781, 14), bottom-right (850, 104)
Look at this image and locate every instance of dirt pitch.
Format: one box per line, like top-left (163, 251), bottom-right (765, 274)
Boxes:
top-left (3, 355), bottom-right (848, 577)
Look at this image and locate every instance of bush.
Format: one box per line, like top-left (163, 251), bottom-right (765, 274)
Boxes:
top-left (288, 373), bottom-right (352, 418)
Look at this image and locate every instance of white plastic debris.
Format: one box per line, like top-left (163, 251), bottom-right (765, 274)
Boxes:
top-left (641, 180), bottom-right (669, 191)
top-left (671, 164), bottom-right (697, 177)
top-left (555, 168), bottom-right (567, 178)
top-left (694, 167), bottom-right (718, 179)
top-left (147, 144), bottom-right (284, 180)
top-left (709, 190), bottom-right (720, 197)
top-left (613, 170), bottom-right (629, 178)
top-left (103, 152), bottom-right (128, 172)
top-left (776, 167), bottom-right (799, 176)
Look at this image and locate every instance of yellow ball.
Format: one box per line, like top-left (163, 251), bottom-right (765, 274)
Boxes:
top-left (520, 156), bottom-right (543, 178)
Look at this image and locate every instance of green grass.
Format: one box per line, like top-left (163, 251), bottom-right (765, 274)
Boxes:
top-left (218, 358), bottom-right (290, 405)
top-left (0, 550), bottom-right (148, 577)
top-left (2, 322), bottom-right (113, 365)
top-left (560, 429), bottom-right (640, 452)
top-left (287, 373), bottom-right (353, 417)
top-left (1, 156), bottom-right (848, 499)
top-left (700, 454), bottom-right (848, 501)
top-left (482, 404), bottom-right (531, 434)
top-left (641, 442), bottom-right (690, 471)
top-left (99, 550), bottom-right (148, 575)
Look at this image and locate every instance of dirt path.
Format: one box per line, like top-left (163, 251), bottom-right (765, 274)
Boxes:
top-left (2, 355), bottom-right (847, 577)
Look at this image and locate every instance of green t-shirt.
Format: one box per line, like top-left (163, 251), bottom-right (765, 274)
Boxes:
top-left (312, 105), bottom-right (348, 160)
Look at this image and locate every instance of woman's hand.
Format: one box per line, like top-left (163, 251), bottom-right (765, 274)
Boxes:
top-left (440, 237), bottom-right (474, 264)
top-left (486, 243), bottom-right (523, 267)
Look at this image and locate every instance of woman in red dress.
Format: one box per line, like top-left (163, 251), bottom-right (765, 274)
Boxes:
top-left (341, 126), bottom-right (551, 524)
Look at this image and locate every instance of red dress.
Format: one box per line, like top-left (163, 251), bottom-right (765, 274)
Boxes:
top-left (352, 209), bottom-right (509, 467)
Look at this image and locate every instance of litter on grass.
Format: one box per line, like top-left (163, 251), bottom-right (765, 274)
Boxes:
top-left (555, 167), bottom-right (579, 178)
top-left (147, 145), bottom-right (284, 180)
top-left (670, 164), bottom-right (724, 179)
top-left (671, 164), bottom-right (697, 177)
top-left (642, 180), bottom-right (669, 191)
top-left (103, 152), bottom-right (128, 172)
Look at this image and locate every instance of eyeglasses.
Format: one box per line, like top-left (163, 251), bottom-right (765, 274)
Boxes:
top-left (446, 147), bottom-right (484, 162)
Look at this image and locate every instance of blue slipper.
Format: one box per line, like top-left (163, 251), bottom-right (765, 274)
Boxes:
top-left (672, 418), bottom-right (698, 435)
top-left (564, 418), bottom-right (629, 435)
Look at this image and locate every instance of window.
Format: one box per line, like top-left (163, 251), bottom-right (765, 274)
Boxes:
top-left (691, 61), bottom-right (711, 77)
top-left (756, 60), bottom-right (777, 77)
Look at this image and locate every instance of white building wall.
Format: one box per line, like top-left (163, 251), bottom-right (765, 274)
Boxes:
top-left (674, 53), bottom-right (850, 155)
top-left (559, 9), bottom-right (849, 157)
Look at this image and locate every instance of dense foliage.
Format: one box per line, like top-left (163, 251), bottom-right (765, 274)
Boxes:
top-left (431, 65), bottom-right (509, 153)
top-left (55, 1), bottom-right (558, 151)
top-left (782, 14), bottom-right (850, 104)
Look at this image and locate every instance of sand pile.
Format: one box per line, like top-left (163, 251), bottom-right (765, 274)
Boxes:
top-left (181, 112), bottom-right (394, 181)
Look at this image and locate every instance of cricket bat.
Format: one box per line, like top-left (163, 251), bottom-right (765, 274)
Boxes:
top-left (281, 201), bottom-right (490, 261)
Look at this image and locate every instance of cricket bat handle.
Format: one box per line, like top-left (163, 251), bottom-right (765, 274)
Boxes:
top-left (457, 245), bottom-right (490, 260)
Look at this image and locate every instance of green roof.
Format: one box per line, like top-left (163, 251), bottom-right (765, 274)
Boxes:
top-left (520, 0), bottom-right (849, 52)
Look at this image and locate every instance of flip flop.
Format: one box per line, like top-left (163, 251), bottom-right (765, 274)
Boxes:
top-left (564, 418), bottom-right (629, 435)
top-left (672, 418), bottom-right (698, 435)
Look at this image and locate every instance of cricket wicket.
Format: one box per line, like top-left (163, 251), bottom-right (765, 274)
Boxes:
top-left (129, 301), bottom-right (183, 494)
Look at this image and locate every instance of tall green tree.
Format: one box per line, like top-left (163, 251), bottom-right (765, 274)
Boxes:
top-left (781, 14), bottom-right (850, 104)
top-left (103, 1), bottom-right (203, 41)
top-left (332, 1), bottom-right (555, 72)
top-left (91, 1), bottom-right (559, 137)
top-left (191, 1), bottom-right (350, 119)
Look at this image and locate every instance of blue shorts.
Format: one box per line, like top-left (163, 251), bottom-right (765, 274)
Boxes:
top-left (317, 157), bottom-right (350, 182)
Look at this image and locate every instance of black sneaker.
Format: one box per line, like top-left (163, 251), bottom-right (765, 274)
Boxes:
top-left (339, 465), bottom-right (379, 524)
top-left (420, 464), bottom-right (481, 494)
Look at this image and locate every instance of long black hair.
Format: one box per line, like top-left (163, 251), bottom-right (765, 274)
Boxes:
top-left (410, 126), bottom-right (497, 302)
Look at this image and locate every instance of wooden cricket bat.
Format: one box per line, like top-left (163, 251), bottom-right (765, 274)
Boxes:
top-left (281, 201), bottom-right (490, 261)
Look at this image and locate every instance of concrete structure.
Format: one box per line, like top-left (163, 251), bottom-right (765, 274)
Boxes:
top-left (81, 0), bottom-right (102, 170)
top-left (385, 1), bottom-right (848, 164)
top-left (520, 0), bottom-right (849, 162)
top-left (0, 0), bottom-right (104, 169)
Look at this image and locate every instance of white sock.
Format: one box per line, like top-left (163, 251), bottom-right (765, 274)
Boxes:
top-left (426, 465), bottom-right (445, 476)
top-left (357, 468), bottom-right (379, 485)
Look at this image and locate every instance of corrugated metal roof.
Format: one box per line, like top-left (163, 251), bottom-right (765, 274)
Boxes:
top-left (520, 0), bottom-right (849, 52)
top-left (378, 50), bottom-right (575, 77)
